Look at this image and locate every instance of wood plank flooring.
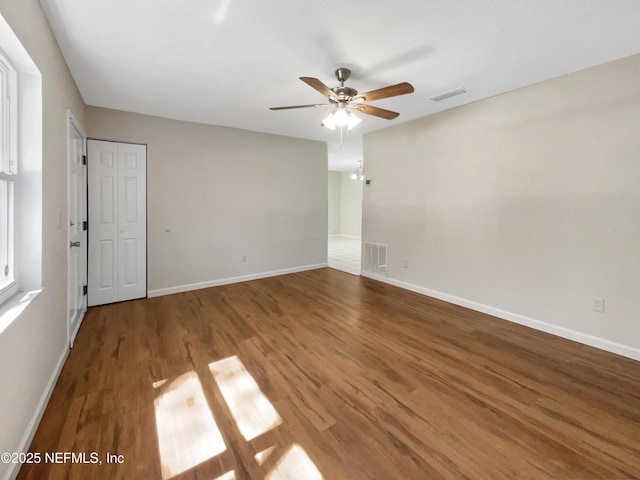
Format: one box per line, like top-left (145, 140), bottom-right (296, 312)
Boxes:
top-left (18, 268), bottom-right (640, 479)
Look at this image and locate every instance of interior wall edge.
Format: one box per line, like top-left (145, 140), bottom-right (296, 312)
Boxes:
top-left (361, 272), bottom-right (640, 362)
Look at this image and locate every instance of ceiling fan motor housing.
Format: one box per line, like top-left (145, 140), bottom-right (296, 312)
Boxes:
top-left (332, 68), bottom-right (357, 100)
top-left (332, 86), bottom-right (358, 100)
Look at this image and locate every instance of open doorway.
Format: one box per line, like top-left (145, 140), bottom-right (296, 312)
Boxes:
top-left (327, 137), bottom-right (363, 276)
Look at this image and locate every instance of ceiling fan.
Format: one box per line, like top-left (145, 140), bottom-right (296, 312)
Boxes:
top-left (270, 68), bottom-right (414, 130)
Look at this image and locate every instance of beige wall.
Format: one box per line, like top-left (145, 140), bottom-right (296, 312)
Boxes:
top-left (0, 1), bottom-right (86, 477)
top-left (363, 54), bottom-right (640, 358)
top-left (86, 107), bottom-right (328, 294)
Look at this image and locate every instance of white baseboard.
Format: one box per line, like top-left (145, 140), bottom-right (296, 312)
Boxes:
top-left (148, 263), bottom-right (328, 298)
top-left (361, 272), bottom-right (640, 362)
top-left (68, 309), bottom-right (86, 348)
top-left (336, 234), bottom-right (361, 240)
top-left (4, 346), bottom-right (69, 480)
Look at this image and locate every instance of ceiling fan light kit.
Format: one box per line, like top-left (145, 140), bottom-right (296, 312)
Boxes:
top-left (347, 112), bottom-right (362, 129)
top-left (270, 67), bottom-right (414, 133)
top-left (321, 103), bottom-right (362, 131)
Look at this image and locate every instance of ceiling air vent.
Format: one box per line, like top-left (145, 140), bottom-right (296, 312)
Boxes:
top-left (429, 87), bottom-right (468, 102)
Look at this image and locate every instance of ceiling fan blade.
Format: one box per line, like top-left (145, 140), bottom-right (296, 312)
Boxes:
top-left (270, 104), bottom-right (332, 110)
top-left (300, 77), bottom-right (337, 99)
top-left (355, 104), bottom-right (400, 120)
top-left (356, 82), bottom-right (414, 102)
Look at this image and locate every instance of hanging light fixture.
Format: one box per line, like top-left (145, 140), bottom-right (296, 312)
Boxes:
top-left (351, 161), bottom-right (364, 181)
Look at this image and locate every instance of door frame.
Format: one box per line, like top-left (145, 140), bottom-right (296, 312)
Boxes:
top-left (67, 109), bottom-right (87, 347)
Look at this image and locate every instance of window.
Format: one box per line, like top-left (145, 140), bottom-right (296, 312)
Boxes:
top-left (0, 12), bottom-right (42, 330)
top-left (0, 51), bottom-right (16, 304)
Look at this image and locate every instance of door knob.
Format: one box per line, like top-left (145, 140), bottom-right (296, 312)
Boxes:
top-left (70, 241), bottom-right (81, 248)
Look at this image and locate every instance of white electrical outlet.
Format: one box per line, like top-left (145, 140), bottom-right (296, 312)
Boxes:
top-left (592, 297), bottom-right (604, 313)
top-left (241, 255), bottom-right (247, 263)
top-left (403, 259), bottom-right (409, 268)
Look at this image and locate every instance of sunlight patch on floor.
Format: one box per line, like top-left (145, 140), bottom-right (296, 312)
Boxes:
top-left (154, 371), bottom-right (226, 479)
top-left (213, 471), bottom-right (236, 480)
top-left (255, 445), bottom-right (277, 466)
top-left (209, 355), bottom-right (282, 441)
top-left (266, 444), bottom-right (323, 480)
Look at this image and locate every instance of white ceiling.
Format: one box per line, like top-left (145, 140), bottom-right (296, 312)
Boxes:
top-left (41, 0), bottom-right (640, 171)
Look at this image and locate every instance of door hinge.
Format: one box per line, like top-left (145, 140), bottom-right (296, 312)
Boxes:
top-left (83, 285), bottom-right (88, 295)
top-left (82, 221), bottom-right (88, 231)
top-left (82, 155), bottom-right (87, 165)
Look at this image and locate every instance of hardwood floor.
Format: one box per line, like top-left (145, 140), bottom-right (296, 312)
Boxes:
top-left (18, 268), bottom-right (640, 479)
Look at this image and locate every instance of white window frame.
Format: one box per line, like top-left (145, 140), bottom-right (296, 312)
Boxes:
top-left (0, 13), bottom-right (42, 335)
top-left (0, 50), bottom-right (17, 305)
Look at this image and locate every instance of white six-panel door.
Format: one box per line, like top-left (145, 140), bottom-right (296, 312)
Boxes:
top-left (68, 112), bottom-right (87, 346)
top-left (88, 140), bottom-right (146, 306)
